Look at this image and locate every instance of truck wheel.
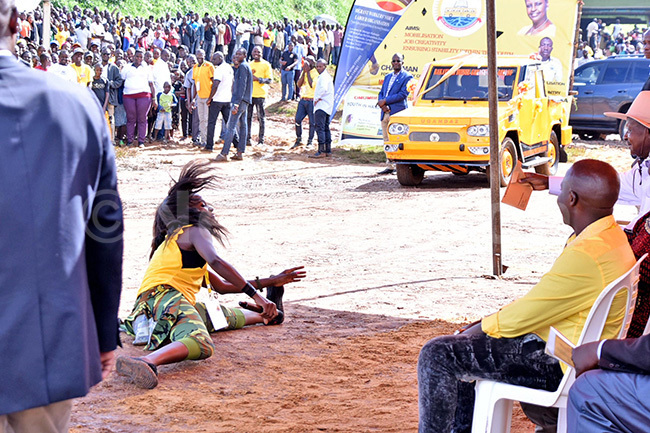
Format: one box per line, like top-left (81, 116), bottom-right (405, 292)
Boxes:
top-left (497, 138), bottom-right (517, 187)
top-left (396, 164), bottom-right (425, 186)
top-left (535, 131), bottom-right (560, 176)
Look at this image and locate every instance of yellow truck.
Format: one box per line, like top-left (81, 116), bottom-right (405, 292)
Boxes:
top-left (384, 54), bottom-right (572, 186)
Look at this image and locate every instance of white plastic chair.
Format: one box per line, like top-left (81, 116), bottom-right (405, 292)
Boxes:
top-left (471, 253), bottom-right (647, 433)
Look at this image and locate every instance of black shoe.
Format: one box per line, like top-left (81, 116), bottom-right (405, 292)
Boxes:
top-left (291, 140), bottom-right (302, 149)
top-left (266, 285), bottom-right (285, 325)
top-left (377, 168), bottom-right (395, 175)
top-left (266, 285), bottom-right (285, 312)
top-left (116, 356), bottom-right (159, 389)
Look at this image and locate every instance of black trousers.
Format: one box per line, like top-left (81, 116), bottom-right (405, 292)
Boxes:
top-left (205, 101), bottom-right (230, 150)
top-left (246, 97), bottom-right (266, 143)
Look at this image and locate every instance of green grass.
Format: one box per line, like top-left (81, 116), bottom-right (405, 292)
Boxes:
top-left (267, 101), bottom-right (297, 116)
top-left (564, 144), bottom-right (587, 163)
top-left (336, 145), bottom-right (386, 164)
top-left (54, 0), bottom-right (353, 25)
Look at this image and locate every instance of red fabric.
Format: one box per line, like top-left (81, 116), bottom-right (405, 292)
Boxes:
top-left (626, 211), bottom-right (650, 338)
top-left (124, 92), bottom-right (150, 99)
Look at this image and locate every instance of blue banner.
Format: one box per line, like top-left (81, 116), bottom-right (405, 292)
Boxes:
top-left (331, 0), bottom-right (413, 117)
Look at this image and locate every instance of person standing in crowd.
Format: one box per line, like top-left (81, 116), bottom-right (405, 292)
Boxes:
top-left (203, 17), bottom-right (215, 58)
top-left (75, 19), bottom-right (90, 50)
top-left (91, 63), bottom-right (109, 114)
top-left (332, 25), bottom-right (342, 66)
top-left (204, 51), bottom-right (233, 152)
top-left (309, 58), bottom-right (334, 158)
top-left (292, 55), bottom-right (317, 149)
top-left (377, 53), bottom-right (413, 175)
top-left (121, 48), bottom-right (157, 147)
top-left (293, 35), bottom-right (307, 100)
top-left (226, 14), bottom-right (237, 62)
top-left (247, 45), bottom-right (271, 146)
top-left (49, 48), bottom-right (77, 83)
top-left (280, 42), bottom-right (297, 101)
top-left (152, 81), bottom-right (177, 142)
top-left (215, 47), bottom-right (252, 162)
top-left (101, 47), bottom-right (124, 144)
top-left (71, 47), bottom-right (92, 86)
top-left (0, 0), bottom-right (123, 428)
top-left (192, 48), bottom-right (214, 147)
top-left (216, 17), bottom-right (226, 54)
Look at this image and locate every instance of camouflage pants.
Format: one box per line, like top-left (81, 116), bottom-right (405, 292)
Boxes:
top-left (123, 285), bottom-right (245, 360)
top-left (417, 332), bottom-right (564, 433)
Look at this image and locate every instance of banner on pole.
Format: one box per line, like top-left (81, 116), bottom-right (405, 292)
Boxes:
top-left (336, 0), bottom-right (580, 143)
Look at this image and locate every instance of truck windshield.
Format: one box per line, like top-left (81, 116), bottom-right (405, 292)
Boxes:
top-left (421, 67), bottom-right (517, 101)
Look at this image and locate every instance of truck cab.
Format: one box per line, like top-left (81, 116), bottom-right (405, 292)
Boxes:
top-left (384, 54), bottom-right (572, 186)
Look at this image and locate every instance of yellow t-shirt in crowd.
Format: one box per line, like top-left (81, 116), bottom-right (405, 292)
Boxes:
top-left (71, 63), bottom-right (93, 87)
top-left (301, 68), bottom-right (319, 99)
top-left (55, 30), bottom-right (69, 47)
top-left (193, 61), bottom-right (215, 99)
top-left (251, 59), bottom-right (272, 98)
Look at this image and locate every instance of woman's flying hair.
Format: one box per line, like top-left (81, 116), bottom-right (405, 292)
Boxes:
top-left (150, 160), bottom-right (227, 258)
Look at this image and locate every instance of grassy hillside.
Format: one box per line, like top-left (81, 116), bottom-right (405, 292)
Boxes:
top-left (53, 0), bottom-right (353, 25)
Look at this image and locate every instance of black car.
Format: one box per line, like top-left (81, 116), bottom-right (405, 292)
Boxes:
top-left (570, 56), bottom-right (650, 139)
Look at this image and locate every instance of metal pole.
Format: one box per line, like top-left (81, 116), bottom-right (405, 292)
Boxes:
top-left (486, 0), bottom-right (502, 276)
top-left (42, 0), bottom-right (51, 49)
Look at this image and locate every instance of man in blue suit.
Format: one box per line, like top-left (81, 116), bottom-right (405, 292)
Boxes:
top-left (0, 0), bottom-right (123, 431)
top-left (568, 331), bottom-right (650, 432)
top-left (377, 53), bottom-right (412, 175)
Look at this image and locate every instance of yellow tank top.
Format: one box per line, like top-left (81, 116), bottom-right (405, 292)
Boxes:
top-left (137, 226), bottom-right (207, 305)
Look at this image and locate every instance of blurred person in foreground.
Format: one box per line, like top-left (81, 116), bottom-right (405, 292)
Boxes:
top-left (0, 0), bottom-right (123, 431)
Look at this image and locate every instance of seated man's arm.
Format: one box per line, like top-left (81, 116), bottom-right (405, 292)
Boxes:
top-left (599, 334), bottom-right (650, 374)
top-left (482, 249), bottom-right (611, 343)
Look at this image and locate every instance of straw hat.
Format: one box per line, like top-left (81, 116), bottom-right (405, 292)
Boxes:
top-left (605, 91), bottom-right (650, 129)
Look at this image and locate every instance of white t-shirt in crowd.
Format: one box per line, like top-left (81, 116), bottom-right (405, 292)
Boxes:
top-left (121, 63), bottom-right (153, 95)
top-left (212, 62), bottom-right (234, 103)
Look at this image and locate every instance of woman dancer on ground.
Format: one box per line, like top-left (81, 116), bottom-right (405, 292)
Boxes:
top-left (117, 160), bottom-right (305, 388)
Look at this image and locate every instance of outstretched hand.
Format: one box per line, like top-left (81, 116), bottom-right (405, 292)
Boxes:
top-left (518, 172), bottom-right (549, 190)
top-left (272, 266), bottom-right (306, 286)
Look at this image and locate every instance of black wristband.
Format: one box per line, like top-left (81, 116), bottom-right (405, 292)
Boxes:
top-left (242, 282), bottom-right (257, 298)
top-left (255, 277), bottom-right (262, 290)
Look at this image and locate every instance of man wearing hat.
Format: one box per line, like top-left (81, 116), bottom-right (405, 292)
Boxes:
top-left (524, 91), bottom-right (650, 231)
top-left (71, 47), bottom-right (92, 86)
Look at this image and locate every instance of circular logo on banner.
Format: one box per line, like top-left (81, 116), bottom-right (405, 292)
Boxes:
top-left (433, 0), bottom-right (485, 37)
top-left (376, 0), bottom-right (410, 12)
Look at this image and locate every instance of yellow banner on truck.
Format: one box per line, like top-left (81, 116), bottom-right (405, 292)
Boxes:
top-left (339, 0), bottom-right (580, 142)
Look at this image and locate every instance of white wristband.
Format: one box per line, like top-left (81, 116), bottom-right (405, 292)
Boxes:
top-left (596, 339), bottom-right (607, 360)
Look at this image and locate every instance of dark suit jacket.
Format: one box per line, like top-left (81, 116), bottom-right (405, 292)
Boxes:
top-left (600, 333), bottom-right (650, 374)
top-left (377, 69), bottom-right (413, 120)
top-left (0, 55), bottom-right (123, 414)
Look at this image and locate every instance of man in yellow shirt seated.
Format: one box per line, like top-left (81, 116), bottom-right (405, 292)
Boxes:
top-left (417, 159), bottom-right (636, 433)
top-left (247, 46), bottom-right (271, 146)
top-left (70, 48), bottom-right (93, 87)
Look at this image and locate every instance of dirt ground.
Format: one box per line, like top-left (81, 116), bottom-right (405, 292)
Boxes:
top-left (68, 92), bottom-right (635, 432)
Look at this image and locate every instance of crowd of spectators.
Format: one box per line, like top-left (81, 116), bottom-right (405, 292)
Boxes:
top-left (575, 18), bottom-right (649, 68)
top-left (12, 4), bottom-right (345, 148)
